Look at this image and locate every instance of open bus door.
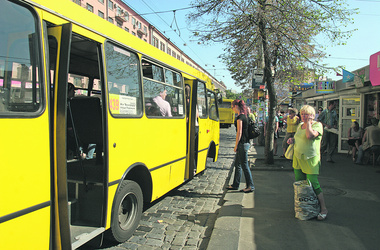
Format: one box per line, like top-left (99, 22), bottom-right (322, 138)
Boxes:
top-left (48, 23), bottom-right (107, 249)
top-left (186, 79), bottom-right (210, 179)
top-left (48, 23), bottom-right (73, 250)
top-left (186, 80), bottom-right (197, 179)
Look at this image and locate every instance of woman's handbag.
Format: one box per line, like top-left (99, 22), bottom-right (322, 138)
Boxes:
top-left (285, 143), bottom-right (294, 160)
top-left (293, 180), bottom-right (320, 220)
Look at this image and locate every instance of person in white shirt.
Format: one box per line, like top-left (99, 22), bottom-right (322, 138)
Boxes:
top-left (314, 107), bottom-right (323, 121)
top-left (153, 89), bottom-right (172, 117)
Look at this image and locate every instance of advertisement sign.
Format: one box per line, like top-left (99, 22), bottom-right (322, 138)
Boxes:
top-left (289, 82), bottom-right (314, 92)
top-left (316, 81), bottom-right (335, 94)
top-left (252, 69), bottom-right (265, 89)
top-left (370, 51), bottom-right (380, 86)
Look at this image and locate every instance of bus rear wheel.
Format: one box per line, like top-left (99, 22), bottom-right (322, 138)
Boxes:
top-left (109, 180), bottom-right (143, 242)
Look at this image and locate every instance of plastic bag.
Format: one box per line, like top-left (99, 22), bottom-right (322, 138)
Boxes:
top-left (285, 144), bottom-right (294, 160)
top-left (293, 180), bottom-right (320, 220)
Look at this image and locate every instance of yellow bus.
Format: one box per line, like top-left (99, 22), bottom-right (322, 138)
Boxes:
top-left (0, 0), bottom-right (220, 249)
top-left (219, 99), bottom-right (235, 128)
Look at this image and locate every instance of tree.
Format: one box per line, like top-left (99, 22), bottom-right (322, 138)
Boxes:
top-left (188, 0), bottom-right (356, 164)
top-left (225, 89), bottom-right (240, 100)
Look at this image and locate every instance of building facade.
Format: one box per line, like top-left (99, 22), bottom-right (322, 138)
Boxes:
top-left (72, 0), bottom-right (227, 93)
top-left (302, 59), bottom-right (380, 154)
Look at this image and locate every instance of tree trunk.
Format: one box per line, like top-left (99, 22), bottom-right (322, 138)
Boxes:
top-left (259, 0), bottom-right (277, 164)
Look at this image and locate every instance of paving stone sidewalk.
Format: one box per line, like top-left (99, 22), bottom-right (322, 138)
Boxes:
top-left (90, 128), bottom-right (236, 250)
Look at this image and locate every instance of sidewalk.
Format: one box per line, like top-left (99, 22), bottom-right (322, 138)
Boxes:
top-left (207, 135), bottom-right (290, 250)
top-left (208, 134), bottom-right (380, 250)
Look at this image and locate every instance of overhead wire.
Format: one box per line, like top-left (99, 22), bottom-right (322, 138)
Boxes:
top-left (122, 1), bottom-right (375, 74)
top-left (126, 0), bottom-right (209, 67)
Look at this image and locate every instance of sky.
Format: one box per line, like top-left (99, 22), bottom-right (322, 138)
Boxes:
top-left (123, 0), bottom-right (380, 92)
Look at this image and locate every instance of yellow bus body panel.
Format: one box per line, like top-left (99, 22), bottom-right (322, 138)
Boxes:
top-left (0, 113), bottom-right (51, 248)
top-left (0, 118), bottom-right (51, 214)
top-left (0, 206), bottom-right (50, 250)
top-left (107, 116), bottom-right (187, 200)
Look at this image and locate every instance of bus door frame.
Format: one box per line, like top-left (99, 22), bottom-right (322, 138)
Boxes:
top-left (47, 23), bottom-right (72, 249)
top-left (186, 79), bottom-right (202, 179)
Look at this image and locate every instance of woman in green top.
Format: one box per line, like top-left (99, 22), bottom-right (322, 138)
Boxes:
top-left (287, 105), bottom-right (328, 220)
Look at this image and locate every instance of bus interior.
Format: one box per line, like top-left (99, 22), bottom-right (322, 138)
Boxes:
top-left (48, 27), bottom-right (107, 247)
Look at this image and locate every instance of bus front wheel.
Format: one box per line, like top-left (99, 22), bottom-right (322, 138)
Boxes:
top-left (109, 180), bottom-right (143, 242)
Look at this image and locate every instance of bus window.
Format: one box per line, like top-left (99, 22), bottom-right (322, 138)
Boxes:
top-left (105, 42), bottom-right (142, 117)
top-left (197, 83), bottom-right (207, 119)
top-left (0, 2), bottom-right (42, 114)
top-left (219, 101), bottom-right (232, 109)
top-left (142, 60), bottom-right (184, 118)
top-left (208, 90), bottom-right (219, 121)
top-left (143, 79), bottom-right (184, 117)
top-left (165, 69), bottom-right (181, 87)
top-left (142, 60), bottom-right (164, 82)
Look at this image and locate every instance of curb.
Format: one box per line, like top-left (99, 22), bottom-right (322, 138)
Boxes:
top-left (207, 158), bottom-right (242, 250)
top-left (250, 157), bottom-right (294, 171)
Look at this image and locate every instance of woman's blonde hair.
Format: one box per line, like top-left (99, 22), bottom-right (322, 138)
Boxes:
top-left (300, 105), bottom-right (315, 116)
top-left (288, 108), bottom-right (298, 115)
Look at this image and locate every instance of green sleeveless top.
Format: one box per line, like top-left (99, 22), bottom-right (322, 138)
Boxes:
top-left (294, 122), bottom-right (323, 160)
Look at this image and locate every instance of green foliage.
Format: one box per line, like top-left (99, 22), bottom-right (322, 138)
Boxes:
top-left (187, 0), bottom-right (357, 89)
top-left (188, 0), bottom-right (356, 162)
top-left (225, 89), bottom-right (244, 101)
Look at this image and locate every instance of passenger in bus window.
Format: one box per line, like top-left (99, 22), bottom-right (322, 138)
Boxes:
top-left (145, 102), bottom-right (160, 116)
top-left (109, 86), bottom-right (120, 94)
top-left (153, 87), bottom-right (172, 117)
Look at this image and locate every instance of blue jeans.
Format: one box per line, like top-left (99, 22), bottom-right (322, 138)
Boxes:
top-left (356, 145), bottom-right (380, 164)
top-left (232, 143), bottom-right (255, 189)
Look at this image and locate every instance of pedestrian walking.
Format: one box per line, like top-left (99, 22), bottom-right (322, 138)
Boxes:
top-left (226, 99), bottom-right (255, 193)
top-left (280, 108), bottom-right (299, 157)
top-left (318, 101), bottom-right (338, 163)
top-left (287, 105), bottom-right (328, 220)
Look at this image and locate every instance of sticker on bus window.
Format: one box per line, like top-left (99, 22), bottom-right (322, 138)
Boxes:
top-left (109, 94), bottom-right (137, 115)
top-left (178, 104), bottom-right (183, 115)
top-left (119, 95), bottom-right (137, 114)
top-left (113, 46), bottom-right (131, 57)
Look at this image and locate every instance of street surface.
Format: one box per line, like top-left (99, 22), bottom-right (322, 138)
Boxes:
top-left (82, 127), bottom-right (236, 250)
top-left (82, 127), bottom-right (380, 250)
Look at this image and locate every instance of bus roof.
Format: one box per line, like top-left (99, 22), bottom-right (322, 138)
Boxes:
top-left (31, 0), bottom-right (213, 89)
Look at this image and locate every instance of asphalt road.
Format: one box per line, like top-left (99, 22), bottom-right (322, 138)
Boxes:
top-left (81, 127), bottom-right (380, 250)
top-left (81, 127), bottom-right (236, 250)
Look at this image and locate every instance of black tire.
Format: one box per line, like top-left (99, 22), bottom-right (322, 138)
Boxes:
top-left (109, 180), bottom-right (143, 242)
